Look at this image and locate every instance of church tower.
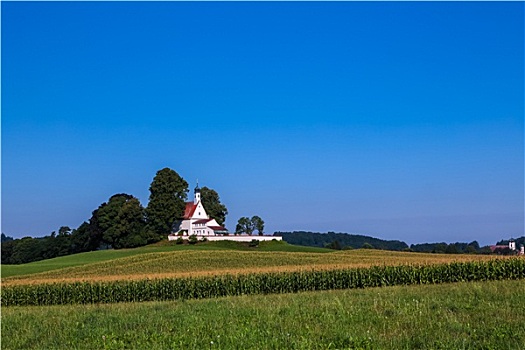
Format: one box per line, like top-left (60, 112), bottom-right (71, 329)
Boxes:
top-left (194, 182), bottom-right (201, 204)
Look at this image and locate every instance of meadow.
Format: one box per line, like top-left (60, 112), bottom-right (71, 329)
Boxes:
top-left (2, 279), bottom-right (524, 349)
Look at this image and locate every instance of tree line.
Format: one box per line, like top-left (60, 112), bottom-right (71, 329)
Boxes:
top-left (2, 168), bottom-right (228, 264)
top-left (275, 231), bottom-right (409, 251)
top-left (275, 231), bottom-right (522, 255)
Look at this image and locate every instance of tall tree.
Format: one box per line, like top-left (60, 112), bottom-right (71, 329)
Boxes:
top-left (251, 216), bottom-right (264, 236)
top-left (200, 186), bottom-right (228, 225)
top-left (146, 168), bottom-right (188, 237)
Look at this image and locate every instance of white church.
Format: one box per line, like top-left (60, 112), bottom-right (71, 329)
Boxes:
top-left (168, 184), bottom-right (281, 242)
top-left (170, 184), bottom-right (228, 237)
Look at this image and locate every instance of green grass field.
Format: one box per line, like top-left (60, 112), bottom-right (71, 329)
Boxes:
top-left (3, 279), bottom-right (524, 349)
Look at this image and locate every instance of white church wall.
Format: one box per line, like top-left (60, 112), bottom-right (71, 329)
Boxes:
top-left (192, 202), bottom-right (208, 219)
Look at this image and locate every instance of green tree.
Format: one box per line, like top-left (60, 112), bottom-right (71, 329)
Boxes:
top-left (116, 197), bottom-right (148, 248)
top-left (235, 217), bottom-right (253, 235)
top-left (146, 168), bottom-right (188, 237)
top-left (445, 244), bottom-right (459, 254)
top-left (200, 186), bottom-right (228, 225)
top-left (1, 239), bottom-right (16, 264)
top-left (326, 240), bottom-right (342, 250)
top-left (54, 226), bottom-right (72, 256)
top-left (9, 237), bottom-right (45, 264)
top-left (91, 193), bottom-right (147, 249)
top-left (1, 233), bottom-right (14, 243)
top-left (251, 216), bottom-right (264, 236)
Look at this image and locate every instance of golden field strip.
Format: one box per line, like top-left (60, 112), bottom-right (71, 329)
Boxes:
top-left (2, 248), bottom-right (509, 286)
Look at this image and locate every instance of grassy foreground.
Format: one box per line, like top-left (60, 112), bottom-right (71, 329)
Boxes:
top-left (2, 279), bottom-right (524, 349)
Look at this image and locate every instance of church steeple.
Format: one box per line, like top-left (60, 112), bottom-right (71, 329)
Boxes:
top-left (194, 181), bottom-right (201, 204)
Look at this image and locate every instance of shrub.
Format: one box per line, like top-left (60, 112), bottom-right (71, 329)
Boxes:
top-left (188, 235), bottom-right (198, 245)
top-left (175, 237), bottom-right (184, 245)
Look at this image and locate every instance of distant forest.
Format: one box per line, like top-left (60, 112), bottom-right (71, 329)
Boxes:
top-left (274, 231), bottom-right (523, 255)
top-left (274, 231), bottom-right (409, 251)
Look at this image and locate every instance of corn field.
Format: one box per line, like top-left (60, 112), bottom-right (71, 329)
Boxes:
top-left (2, 258), bottom-right (524, 307)
top-left (3, 249), bottom-right (505, 286)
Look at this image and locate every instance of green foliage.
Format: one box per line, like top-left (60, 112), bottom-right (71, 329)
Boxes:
top-left (3, 258), bottom-right (524, 307)
top-left (175, 237), bottom-right (184, 245)
top-left (145, 168), bottom-right (188, 237)
top-left (325, 240), bottom-right (343, 250)
top-left (362, 242), bottom-right (374, 249)
top-left (235, 216), bottom-right (265, 235)
top-left (277, 231), bottom-right (408, 251)
top-left (497, 236), bottom-right (525, 247)
top-left (5, 237), bottom-right (46, 264)
top-left (95, 194), bottom-right (147, 249)
top-left (1, 233), bottom-right (14, 242)
top-left (251, 215), bottom-right (264, 236)
top-left (235, 217), bottom-right (252, 235)
top-left (200, 186), bottom-right (228, 225)
top-left (411, 241), bottom-right (488, 254)
top-left (188, 234), bottom-right (198, 245)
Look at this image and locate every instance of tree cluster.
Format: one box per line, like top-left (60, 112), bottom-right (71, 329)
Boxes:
top-left (2, 168), bottom-right (229, 264)
top-left (235, 216), bottom-right (264, 236)
top-left (408, 241), bottom-right (491, 254)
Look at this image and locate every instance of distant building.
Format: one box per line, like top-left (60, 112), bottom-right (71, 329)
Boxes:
top-left (168, 183), bottom-right (282, 242)
top-left (171, 184), bottom-right (228, 237)
top-left (519, 244), bottom-right (524, 256)
top-left (490, 239), bottom-right (517, 253)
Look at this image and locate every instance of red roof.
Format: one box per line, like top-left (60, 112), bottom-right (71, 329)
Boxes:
top-left (194, 218), bottom-right (212, 224)
top-left (183, 202), bottom-right (197, 219)
top-left (209, 226), bottom-right (227, 231)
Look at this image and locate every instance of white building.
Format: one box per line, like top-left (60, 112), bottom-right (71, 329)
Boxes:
top-left (168, 184), bottom-right (282, 242)
top-left (171, 184), bottom-right (228, 237)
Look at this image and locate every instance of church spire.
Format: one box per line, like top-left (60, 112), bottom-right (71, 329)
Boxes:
top-left (194, 180), bottom-right (201, 204)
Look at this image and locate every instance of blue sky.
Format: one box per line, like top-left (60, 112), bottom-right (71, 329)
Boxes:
top-left (2, 2), bottom-right (523, 246)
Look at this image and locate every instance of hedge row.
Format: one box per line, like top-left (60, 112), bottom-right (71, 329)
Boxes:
top-left (2, 258), bottom-right (524, 306)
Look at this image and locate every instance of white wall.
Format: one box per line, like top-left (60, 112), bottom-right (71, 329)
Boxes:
top-left (168, 235), bottom-right (282, 242)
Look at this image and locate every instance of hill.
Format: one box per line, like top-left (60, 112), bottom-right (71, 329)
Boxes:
top-left (0, 240), bottom-right (329, 279)
top-left (275, 231), bottom-right (409, 250)
top-left (2, 240), bottom-right (504, 286)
